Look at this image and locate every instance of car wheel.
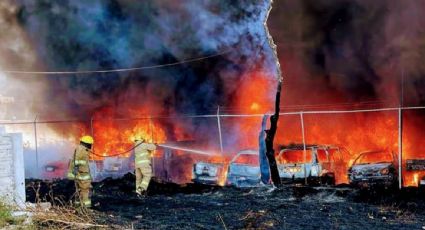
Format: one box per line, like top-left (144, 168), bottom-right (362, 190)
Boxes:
top-left (386, 173), bottom-right (398, 190)
top-left (321, 173), bottom-right (335, 186)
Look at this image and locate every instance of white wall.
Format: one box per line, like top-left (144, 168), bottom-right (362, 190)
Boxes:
top-left (0, 127), bottom-right (25, 208)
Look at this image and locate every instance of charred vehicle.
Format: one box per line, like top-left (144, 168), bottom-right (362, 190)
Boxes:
top-left (348, 150), bottom-right (398, 188)
top-left (276, 145), bottom-right (347, 185)
top-left (421, 175), bottom-right (425, 188)
top-left (405, 159), bottom-right (425, 187)
top-left (192, 149), bottom-right (260, 187)
top-left (192, 162), bottom-right (225, 185)
top-left (42, 162), bottom-right (68, 180)
top-left (226, 149), bottom-right (261, 187)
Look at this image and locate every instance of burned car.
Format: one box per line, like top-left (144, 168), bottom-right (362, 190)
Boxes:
top-left (192, 162), bottom-right (225, 185)
top-left (405, 159), bottom-right (425, 187)
top-left (277, 145), bottom-right (347, 185)
top-left (226, 149), bottom-right (261, 187)
top-left (348, 150), bottom-right (398, 188)
top-left (42, 161), bottom-right (69, 180)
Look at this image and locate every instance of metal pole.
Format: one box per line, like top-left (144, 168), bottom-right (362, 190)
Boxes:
top-left (149, 117), bottom-right (154, 142)
top-left (300, 112), bottom-right (307, 185)
top-left (217, 106), bottom-right (224, 154)
top-left (149, 117), bottom-right (155, 175)
top-left (90, 116), bottom-right (94, 152)
top-left (33, 115), bottom-right (39, 178)
top-left (90, 116), bottom-right (94, 137)
top-left (398, 108), bottom-right (403, 189)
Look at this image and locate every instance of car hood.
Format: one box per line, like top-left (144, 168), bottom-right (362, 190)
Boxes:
top-left (228, 164), bottom-right (260, 176)
top-left (351, 162), bottom-right (392, 172)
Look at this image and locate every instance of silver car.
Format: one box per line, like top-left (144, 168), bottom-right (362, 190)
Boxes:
top-left (277, 145), bottom-right (346, 185)
top-left (226, 149), bottom-right (261, 187)
top-left (192, 162), bottom-right (224, 185)
top-left (348, 150), bottom-right (398, 188)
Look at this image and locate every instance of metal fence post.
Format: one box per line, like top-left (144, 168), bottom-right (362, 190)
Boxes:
top-left (398, 108), bottom-right (403, 189)
top-left (90, 116), bottom-right (94, 152)
top-left (149, 117), bottom-right (155, 175)
top-left (149, 117), bottom-right (154, 142)
top-left (217, 106), bottom-right (224, 154)
top-left (300, 112), bottom-right (307, 185)
top-left (33, 115), bottom-right (39, 178)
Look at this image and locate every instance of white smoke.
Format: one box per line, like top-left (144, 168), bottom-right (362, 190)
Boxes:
top-left (0, 0), bottom-right (45, 120)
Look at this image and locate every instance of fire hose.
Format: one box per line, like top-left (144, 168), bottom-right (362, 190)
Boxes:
top-left (89, 142), bottom-right (145, 158)
top-left (89, 142), bottom-right (216, 158)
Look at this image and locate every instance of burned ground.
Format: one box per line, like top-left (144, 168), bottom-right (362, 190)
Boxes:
top-left (26, 175), bottom-right (425, 229)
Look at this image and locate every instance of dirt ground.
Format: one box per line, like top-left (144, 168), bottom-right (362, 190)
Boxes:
top-left (26, 174), bottom-right (425, 229)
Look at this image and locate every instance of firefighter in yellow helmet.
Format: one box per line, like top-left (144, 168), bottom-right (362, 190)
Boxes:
top-left (67, 135), bottom-right (93, 208)
top-left (134, 135), bottom-right (156, 196)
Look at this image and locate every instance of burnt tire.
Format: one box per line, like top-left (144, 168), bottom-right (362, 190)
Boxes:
top-left (386, 173), bottom-right (399, 190)
top-left (321, 173), bottom-right (335, 186)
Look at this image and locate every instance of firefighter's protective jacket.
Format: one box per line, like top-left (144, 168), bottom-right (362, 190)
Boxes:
top-left (134, 141), bottom-right (156, 167)
top-left (67, 145), bottom-right (92, 181)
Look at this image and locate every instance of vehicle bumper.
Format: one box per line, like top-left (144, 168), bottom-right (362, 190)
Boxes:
top-left (280, 176), bottom-right (323, 184)
top-left (349, 176), bottom-right (395, 187)
top-left (192, 176), bottom-right (219, 185)
top-left (226, 175), bottom-right (260, 187)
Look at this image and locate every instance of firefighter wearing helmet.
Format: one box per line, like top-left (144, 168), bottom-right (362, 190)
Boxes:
top-left (134, 135), bottom-right (156, 196)
top-left (67, 135), bottom-right (93, 208)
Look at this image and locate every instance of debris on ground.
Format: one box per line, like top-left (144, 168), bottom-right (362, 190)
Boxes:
top-left (25, 174), bottom-right (425, 229)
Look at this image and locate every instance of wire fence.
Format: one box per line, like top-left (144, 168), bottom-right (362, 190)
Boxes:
top-left (1, 106), bottom-right (425, 187)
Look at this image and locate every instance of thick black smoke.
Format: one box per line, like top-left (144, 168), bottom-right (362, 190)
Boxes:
top-left (270, 0), bottom-right (425, 107)
top-left (15, 0), bottom-right (276, 120)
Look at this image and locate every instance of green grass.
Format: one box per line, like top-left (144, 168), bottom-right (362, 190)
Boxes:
top-left (0, 200), bottom-right (29, 229)
top-left (0, 200), bottom-right (14, 227)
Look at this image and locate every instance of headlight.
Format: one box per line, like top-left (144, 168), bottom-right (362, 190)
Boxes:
top-left (285, 167), bottom-right (301, 173)
top-left (45, 166), bottom-right (56, 172)
top-left (380, 168), bottom-right (389, 175)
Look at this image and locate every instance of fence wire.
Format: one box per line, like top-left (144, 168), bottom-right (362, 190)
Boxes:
top-left (0, 105), bottom-right (424, 187)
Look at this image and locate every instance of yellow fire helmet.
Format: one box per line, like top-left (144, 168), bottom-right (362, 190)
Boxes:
top-left (134, 135), bottom-right (144, 142)
top-left (80, 135), bottom-right (94, 144)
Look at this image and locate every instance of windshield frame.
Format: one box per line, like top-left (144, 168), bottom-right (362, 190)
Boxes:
top-left (230, 149), bottom-right (259, 165)
top-left (353, 150), bottom-right (395, 165)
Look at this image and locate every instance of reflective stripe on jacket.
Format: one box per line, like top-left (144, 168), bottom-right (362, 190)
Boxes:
top-left (75, 160), bottom-right (88, 166)
top-left (136, 159), bottom-right (151, 165)
top-left (67, 172), bottom-right (75, 180)
top-left (76, 174), bottom-right (91, 180)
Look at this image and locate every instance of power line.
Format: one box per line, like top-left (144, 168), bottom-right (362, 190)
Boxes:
top-left (0, 105), bottom-right (424, 124)
top-left (2, 49), bottom-right (232, 75)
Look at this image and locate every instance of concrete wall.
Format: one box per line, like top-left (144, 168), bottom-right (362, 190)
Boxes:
top-left (0, 127), bottom-right (25, 207)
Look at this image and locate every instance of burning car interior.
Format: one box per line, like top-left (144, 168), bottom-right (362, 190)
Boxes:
top-left (277, 145), bottom-right (347, 185)
top-left (2, 0), bottom-right (425, 229)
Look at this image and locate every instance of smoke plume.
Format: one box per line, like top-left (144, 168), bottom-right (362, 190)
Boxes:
top-left (269, 0), bottom-right (425, 107)
top-left (14, 0), bottom-right (275, 121)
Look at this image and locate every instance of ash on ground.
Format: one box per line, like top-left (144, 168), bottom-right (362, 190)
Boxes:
top-left (26, 174), bottom-right (425, 229)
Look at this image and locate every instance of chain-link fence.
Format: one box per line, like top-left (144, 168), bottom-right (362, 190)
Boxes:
top-left (1, 106), bottom-right (424, 187)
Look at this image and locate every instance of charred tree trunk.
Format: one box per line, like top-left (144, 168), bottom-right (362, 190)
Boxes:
top-left (265, 81), bottom-right (282, 186)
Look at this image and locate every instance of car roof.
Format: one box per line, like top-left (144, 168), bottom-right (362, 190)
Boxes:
top-left (354, 149), bottom-right (393, 162)
top-left (230, 149), bottom-right (258, 163)
top-left (237, 149), bottom-right (258, 155)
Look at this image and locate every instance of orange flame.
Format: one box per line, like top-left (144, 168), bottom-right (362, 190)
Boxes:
top-left (91, 107), bottom-right (167, 159)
